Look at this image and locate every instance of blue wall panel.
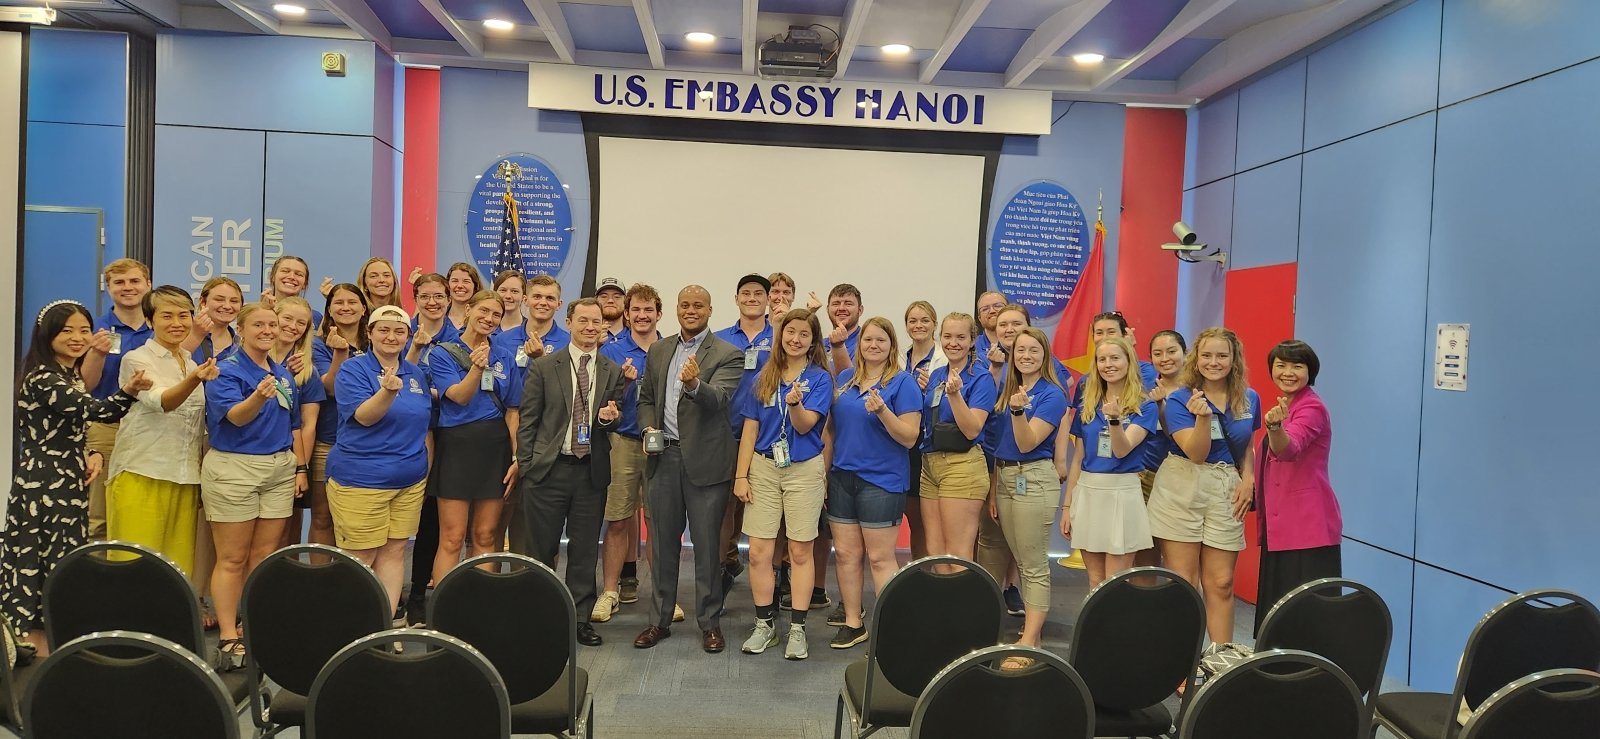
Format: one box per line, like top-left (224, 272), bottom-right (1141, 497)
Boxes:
top-left (1296, 115), bottom-right (1435, 557)
top-left (1417, 58), bottom-right (1600, 597)
top-left (151, 126), bottom-right (266, 295)
top-left (1174, 179), bottom-right (1230, 339)
top-left (1228, 156), bottom-right (1300, 269)
top-left (28, 29), bottom-right (126, 127)
top-left (1439, 0), bottom-right (1600, 106)
top-left (1304, 0), bottom-right (1440, 149)
top-left (1341, 538), bottom-right (1414, 681)
top-left (1408, 565), bottom-right (1514, 693)
top-left (263, 132), bottom-right (378, 292)
top-left (156, 34), bottom-right (377, 136)
top-left (1234, 59), bottom-right (1305, 171)
top-left (25, 121), bottom-right (126, 261)
top-left (1192, 92), bottom-right (1237, 184)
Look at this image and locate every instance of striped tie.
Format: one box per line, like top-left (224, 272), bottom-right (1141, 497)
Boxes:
top-left (572, 354), bottom-right (591, 458)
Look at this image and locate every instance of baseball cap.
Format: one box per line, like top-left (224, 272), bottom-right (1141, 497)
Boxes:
top-left (368, 305), bottom-right (411, 326)
top-left (736, 273), bottom-right (771, 292)
top-left (596, 277), bottom-right (625, 295)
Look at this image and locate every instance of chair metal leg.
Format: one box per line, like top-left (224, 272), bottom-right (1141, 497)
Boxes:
top-left (834, 693), bottom-right (845, 739)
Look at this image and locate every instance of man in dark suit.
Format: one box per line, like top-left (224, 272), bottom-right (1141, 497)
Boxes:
top-left (632, 285), bottom-right (744, 653)
top-left (518, 297), bottom-right (625, 647)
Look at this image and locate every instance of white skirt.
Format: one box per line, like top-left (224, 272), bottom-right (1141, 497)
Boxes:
top-left (1069, 471), bottom-right (1155, 555)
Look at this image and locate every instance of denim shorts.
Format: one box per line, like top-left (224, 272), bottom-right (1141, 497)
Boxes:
top-left (826, 469), bottom-right (906, 528)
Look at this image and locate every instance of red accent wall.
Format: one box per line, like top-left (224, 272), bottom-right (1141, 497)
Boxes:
top-left (1222, 261), bottom-right (1298, 603)
top-left (400, 67), bottom-right (441, 313)
top-left (1115, 107), bottom-right (1186, 357)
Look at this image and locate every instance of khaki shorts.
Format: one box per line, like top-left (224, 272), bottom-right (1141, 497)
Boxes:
top-left (200, 449), bottom-right (297, 523)
top-left (919, 446), bottom-right (990, 500)
top-left (311, 440), bottom-right (332, 483)
top-left (1147, 455), bottom-right (1246, 551)
top-left (605, 434), bottom-right (648, 522)
top-left (744, 454), bottom-right (826, 541)
top-left (326, 478), bottom-right (427, 550)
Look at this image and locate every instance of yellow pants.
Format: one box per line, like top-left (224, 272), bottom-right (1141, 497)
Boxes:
top-left (106, 472), bottom-right (199, 576)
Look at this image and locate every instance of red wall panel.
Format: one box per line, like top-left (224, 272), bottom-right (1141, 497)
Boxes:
top-left (400, 67), bottom-right (441, 312)
top-left (1116, 108), bottom-right (1186, 357)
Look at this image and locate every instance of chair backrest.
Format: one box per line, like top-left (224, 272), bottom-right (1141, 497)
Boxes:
top-left (1459, 668), bottom-right (1600, 739)
top-left (1454, 589), bottom-right (1600, 718)
top-left (240, 544), bottom-right (392, 696)
top-left (0, 611), bottom-right (25, 727)
top-left (1178, 648), bottom-right (1366, 739)
top-left (910, 645), bottom-right (1093, 739)
top-left (1257, 577), bottom-right (1392, 703)
top-left (867, 556), bottom-right (1002, 701)
top-left (42, 541), bottom-right (202, 654)
top-left (306, 628), bottom-right (510, 739)
top-left (427, 554), bottom-right (575, 710)
top-left (22, 631), bottom-right (238, 739)
top-left (1068, 566), bottom-right (1204, 711)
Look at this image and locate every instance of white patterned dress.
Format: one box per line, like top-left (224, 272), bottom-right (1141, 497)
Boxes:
top-left (2, 367), bottom-right (136, 630)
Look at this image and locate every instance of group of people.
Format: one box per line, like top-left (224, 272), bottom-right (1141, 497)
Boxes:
top-left (2, 253), bottom-right (1344, 671)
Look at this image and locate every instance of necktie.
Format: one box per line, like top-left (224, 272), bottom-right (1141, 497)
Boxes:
top-left (572, 354), bottom-right (591, 458)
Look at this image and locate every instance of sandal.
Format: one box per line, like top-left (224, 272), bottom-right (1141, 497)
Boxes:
top-left (999, 655), bottom-right (1037, 671)
top-left (217, 638), bottom-right (246, 671)
top-left (200, 598), bottom-right (218, 631)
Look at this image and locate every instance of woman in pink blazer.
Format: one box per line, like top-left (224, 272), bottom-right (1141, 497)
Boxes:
top-left (1252, 340), bottom-right (1342, 635)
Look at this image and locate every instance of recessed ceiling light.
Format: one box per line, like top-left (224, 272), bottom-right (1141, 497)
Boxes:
top-left (685, 31), bottom-right (716, 44)
top-left (483, 18), bottom-right (514, 31)
top-left (1072, 52), bottom-right (1105, 65)
top-left (697, 90), bottom-right (714, 100)
top-left (880, 43), bottom-right (911, 55)
top-left (272, 4), bottom-right (306, 15)
top-left (857, 100), bottom-right (878, 109)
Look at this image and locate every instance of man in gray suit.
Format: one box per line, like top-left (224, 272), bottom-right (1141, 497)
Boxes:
top-left (518, 298), bottom-right (626, 647)
top-left (632, 285), bottom-right (744, 653)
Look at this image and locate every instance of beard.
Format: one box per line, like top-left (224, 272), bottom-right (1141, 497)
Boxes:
top-left (601, 305), bottom-right (624, 321)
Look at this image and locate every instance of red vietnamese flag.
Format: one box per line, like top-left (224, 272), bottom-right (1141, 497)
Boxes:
top-left (1053, 214), bottom-right (1106, 376)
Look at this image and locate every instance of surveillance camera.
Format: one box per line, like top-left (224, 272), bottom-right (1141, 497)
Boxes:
top-left (1172, 222), bottom-right (1198, 245)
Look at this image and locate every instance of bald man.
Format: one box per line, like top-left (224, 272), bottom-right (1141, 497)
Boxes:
top-left (633, 286), bottom-right (745, 653)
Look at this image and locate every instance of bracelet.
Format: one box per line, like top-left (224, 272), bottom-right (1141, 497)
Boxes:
top-left (1266, 422), bottom-right (1283, 431)
top-left (787, 401), bottom-right (800, 407)
top-left (1009, 408), bottom-right (1025, 416)
top-left (296, 465), bottom-right (310, 474)
top-left (87, 450), bottom-right (104, 458)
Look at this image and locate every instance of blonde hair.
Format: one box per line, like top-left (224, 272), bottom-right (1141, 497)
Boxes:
top-left (995, 327), bottom-right (1064, 413)
top-left (103, 258), bottom-right (150, 281)
top-left (271, 296), bottom-right (317, 386)
top-left (940, 312), bottom-right (979, 361)
top-left (756, 309), bottom-right (827, 403)
top-left (904, 300), bottom-right (936, 324)
top-left (357, 257), bottom-right (402, 308)
top-left (846, 316), bottom-right (903, 392)
top-left (235, 302), bottom-right (273, 327)
top-left (1080, 336), bottom-right (1147, 424)
top-left (1179, 327), bottom-right (1250, 416)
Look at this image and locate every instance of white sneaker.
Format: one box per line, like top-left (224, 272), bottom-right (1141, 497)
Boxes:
top-left (591, 591), bottom-right (621, 623)
top-left (741, 619), bottom-right (779, 654)
top-left (673, 604), bottom-right (686, 622)
top-left (784, 623), bottom-right (808, 660)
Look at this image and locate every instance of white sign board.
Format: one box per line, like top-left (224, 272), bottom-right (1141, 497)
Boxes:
top-left (1435, 323), bottom-right (1469, 391)
top-left (528, 63), bottom-right (1053, 135)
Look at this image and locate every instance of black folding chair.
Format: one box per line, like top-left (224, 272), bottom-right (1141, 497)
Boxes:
top-left (240, 544), bottom-right (393, 737)
top-left (1067, 566), bottom-right (1204, 738)
top-left (21, 630), bottom-right (239, 739)
top-left (1459, 668), bottom-right (1600, 739)
top-left (428, 553), bottom-right (593, 738)
top-left (1178, 648), bottom-right (1365, 738)
top-left (1256, 577), bottom-right (1392, 725)
top-left (834, 555), bottom-right (1002, 739)
top-left (41, 540), bottom-right (254, 709)
top-left (0, 612), bottom-right (38, 732)
top-left (1374, 589), bottom-right (1600, 739)
top-left (910, 644), bottom-right (1094, 739)
top-left (306, 628), bottom-right (511, 739)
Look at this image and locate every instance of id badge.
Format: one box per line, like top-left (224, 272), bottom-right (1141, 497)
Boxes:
top-left (744, 347), bottom-right (758, 370)
top-left (108, 332), bottom-right (123, 355)
top-left (930, 385), bottom-right (945, 409)
top-left (275, 379), bottom-right (292, 410)
top-left (1210, 416), bottom-right (1224, 441)
top-left (479, 370), bottom-right (495, 391)
top-left (1097, 429), bottom-right (1113, 457)
top-left (575, 422), bottom-right (591, 446)
top-left (515, 349), bottom-right (529, 368)
top-left (771, 439), bottom-right (791, 468)
top-left (1013, 474), bottom-right (1028, 497)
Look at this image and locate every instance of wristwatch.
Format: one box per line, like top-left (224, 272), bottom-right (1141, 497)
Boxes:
top-left (1108, 417), bottom-right (1121, 426)
top-left (1010, 408), bottom-right (1025, 417)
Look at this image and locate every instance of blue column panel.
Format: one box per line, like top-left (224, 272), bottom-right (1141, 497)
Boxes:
top-left (1229, 156), bottom-right (1300, 269)
top-left (1409, 564), bottom-right (1514, 693)
top-left (1296, 115), bottom-right (1435, 557)
top-left (1304, 0), bottom-right (1440, 149)
top-left (156, 33), bottom-right (377, 136)
top-left (1341, 538), bottom-right (1414, 682)
top-left (262, 132), bottom-right (378, 293)
top-left (1440, 0), bottom-right (1600, 106)
top-left (1192, 92), bottom-right (1237, 185)
top-left (152, 125), bottom-right (266, 296)
top-left (24, 121), bottom-right (126, 260)
top-left (1235, 59), bottom-right (1305, 171)
top-left (1174, 178), bottom-right (1230, 339)
top-left (27, 28), bottom-right (126, 127)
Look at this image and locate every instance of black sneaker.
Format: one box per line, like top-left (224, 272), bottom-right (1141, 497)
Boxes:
top-left (404, 592), bottom-right (427, 627)
top-left (829, 624), bottom-right (868, 649)
top-left (776, 564), bottom-right (791, 599)
top-left (1003, 585), bottom-right (1025, 617)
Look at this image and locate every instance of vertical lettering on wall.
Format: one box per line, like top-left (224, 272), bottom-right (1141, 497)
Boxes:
top-left (189, 216), bottom-right (214, 293)
top-left (263, 218), bottom-right (284, 292)
top-left (220, 218), bottom-right (254, 297)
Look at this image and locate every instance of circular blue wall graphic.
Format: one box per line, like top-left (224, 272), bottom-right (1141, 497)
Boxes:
top-left (465, 154), bottom-right (573, 280)
top-left (988, 181), bottom-right (1089, 319)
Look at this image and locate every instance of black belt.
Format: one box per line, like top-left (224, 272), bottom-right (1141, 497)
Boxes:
top-left (556, 454), bottom-right (588, 465)
top-left (994, 458), bottom-right (1031, 468)
top-left (663, 438), bottom-right (681, 447)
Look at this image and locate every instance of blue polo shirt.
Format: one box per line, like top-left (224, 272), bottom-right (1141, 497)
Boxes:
top-left (1163, 387), bottom-right (1261, 465)
top-left (1072, 398), bottom-right (1160, 473)
top-left (716, 320), bottom-right (774, 436)
top-left (983, 356), bottom-right (1075, 453)
top-left (327, 353), bottom-right (434, 489)
top-left (906, 346), bottom-right (940, 374)
top-left (992, 379), bottom-right (1068, 463)
top-left (975, 332), bottom-right (995, 368)
top-left (599, 330), bottom-right (657, 438)
top-left (823, 327), bottom-right (860, 362)
top-left (311, 337), bottom-right (365, 444)
top-left (192, 326), bottom-right (240, 365)
top-left (90, 311), bottom-right (154, 399)
top-left (425, 338), bottom-right (522, 428)
top-left (831, 369), bottom-right (921, 492)
top-left (738, 363), bottom-right (833, 463)
top-left (204, 352), bottom-right (300, 455)
top-left (491, 320), bottom-right (570, 363)
top-left (406, 317), bottom-right (460, 359)
top-left (1072, 360), bottom-right (1158, 405)
top-left (920, 361), bottom-right (998, 453)
top-left (296, 365), bottom-right (328, 409)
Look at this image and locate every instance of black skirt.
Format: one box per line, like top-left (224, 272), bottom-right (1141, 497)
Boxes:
top-left (1254, 541), bottom-right (1342, 636)
top-left (430, 417), bottom-right (512, 500)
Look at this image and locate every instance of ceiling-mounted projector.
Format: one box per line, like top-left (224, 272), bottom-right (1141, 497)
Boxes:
top-left (758, 24), bottom-right (838, 80)
top-left (0, 5), bottom-right (56, 24)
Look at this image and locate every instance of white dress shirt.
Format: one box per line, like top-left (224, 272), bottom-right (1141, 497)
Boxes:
top-left (108, 341), bottom-right (207, 485)
top-left (561, 344), bottom-right (598, 455)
